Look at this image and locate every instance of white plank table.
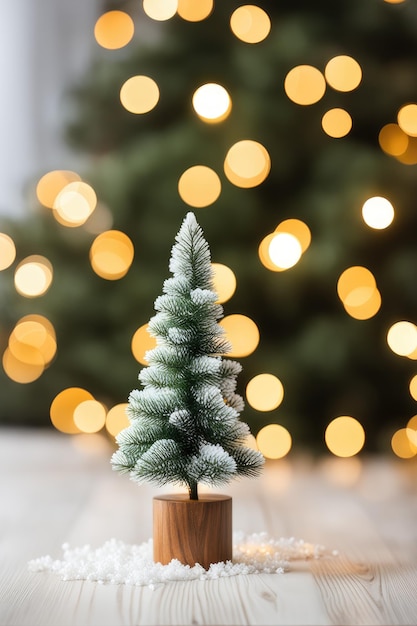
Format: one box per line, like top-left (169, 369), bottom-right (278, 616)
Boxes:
top-left (1, 428), bottom-right (417, 626)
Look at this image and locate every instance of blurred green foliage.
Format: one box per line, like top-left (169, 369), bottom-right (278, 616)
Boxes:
top-left (1, 0), bottom-right (417, 452)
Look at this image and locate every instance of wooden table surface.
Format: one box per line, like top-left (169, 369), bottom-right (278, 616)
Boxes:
top-left (1, 427), bottom-right (417, 626)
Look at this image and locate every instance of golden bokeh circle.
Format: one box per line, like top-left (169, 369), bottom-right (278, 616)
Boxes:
top-left (256, 424), bottom-right (292, 459)
top-left (120, 76), bottom-right (160, 114)
top-left (324, 55), bottom-right (362, 92)
top-left (230, 5), bottom-right (271, 44)
top-left (178, 166), bottom-right (221, 207)
top-left (325, 416), bottom-right (365, 457)
top-left (220, 314), bottom-right (260, 357)
top-left (284, 65), bottom-right (326, 105)
top-left (246, 374), bottom-right (284, 411)
top-left (94, 10), bottom-right (134, 50)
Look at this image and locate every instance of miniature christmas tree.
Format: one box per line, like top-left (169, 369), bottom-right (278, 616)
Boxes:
top-left (111, 212), bottom-right (264, 500)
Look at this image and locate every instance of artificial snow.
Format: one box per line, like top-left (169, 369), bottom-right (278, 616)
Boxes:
top-left (28, 532), bottom-right (335, 589)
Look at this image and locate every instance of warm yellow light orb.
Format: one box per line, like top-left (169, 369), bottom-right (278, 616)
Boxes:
top-left (378, 124), bottom-right (409, 156)
top-left (246, 374), bottom-right (284, 411)
top-left (50, 387), bottom-right (95, 434)
top-left (131, 324), bottom-right (157, 365)
top-left (177, 0), bottom-right (213, 20)
top-left (143, 0), bottom-right (178, 21)
top-left (36, 170), bottom-right (81, 209)
top-left (94, 11), bottom-right (134, 49)
top-left (120, 75), bottom-right (160, 114)
top-left (14, 255), bottom-right (53, 297)
top-left (325, 416), bottom-right (365, 457)
top-left (284, 65), bottom-right (326, 105)
top-left (337, 266), bottom-right (376, 303)
top-left (224, 140), bottom-right (271, 188)
top-left (256, 424), bottom-right (292, 459)
top-left (387, 321), bottom-right (417, 357)
top-left (324, 55), bottom-right (362, 92)
top-left (53, 181), bottom-right (97, 227)
top-left (258, 233), bottom-right (283, 272)
top-left (9, 316), bottom-right (56, 367)
top-left (268, 233), bottom-right (302, 269)
top-left (343, 289), bottom-right (382, 320)
top-left (73, 400), bottom-right (107, 433)
top-left (211, 263), bottom-right (236, 303)
top-left (106, 404), bottom-right (130, 437)
top-left (2, 348), bottom-right (44, 383)
top-left (391, 428), bottom-right (417, 458)
top-left (178, 166), bottom-right (221, 207)
top-left (0, 233), bottom-right (16, 270)
top-left (409, 376), bottom-right (417, 401)
top-left (230, 5), bottom-right (271, 44)
top-left (192, 83), bottom-right (231, 123)
top-left (397, 103), bottom-right (417, 137)
top-left (275, 219), bottom-right (311, 253)
top-left (361, 196), bottom-right (395, 229)
top-left (220, 314), bottom-right (260, 357)
top-left (321, 108), bottom-right (353, 138)
top-left (90, 230), bottom-right (134, 280)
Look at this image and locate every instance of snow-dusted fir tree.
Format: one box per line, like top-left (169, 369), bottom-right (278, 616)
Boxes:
top-left (111, 212), bottom-right (264, 499)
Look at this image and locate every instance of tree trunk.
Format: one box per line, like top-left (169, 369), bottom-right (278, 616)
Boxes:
top-left (153, 493), bottom-right (232, 569)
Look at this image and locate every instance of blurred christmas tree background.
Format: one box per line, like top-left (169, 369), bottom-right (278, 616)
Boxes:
top-left (1, 0), bottom-right (417, 455)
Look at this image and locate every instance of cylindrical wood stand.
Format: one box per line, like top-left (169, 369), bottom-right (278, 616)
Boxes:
top-left (153, 494), bottom-right (232, 569)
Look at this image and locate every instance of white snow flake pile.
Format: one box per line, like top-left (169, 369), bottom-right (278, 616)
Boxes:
top-left (28, 532), bottom-right (335, 588)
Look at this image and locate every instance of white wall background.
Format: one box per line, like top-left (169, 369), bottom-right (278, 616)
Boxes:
top-left (0, 0), bottom-right (101, 217)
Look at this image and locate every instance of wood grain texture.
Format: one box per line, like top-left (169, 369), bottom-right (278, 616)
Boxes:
top-left (153, 494), bottom-right (232, 568)
top-left (1, 429), bottom-right (417, 625)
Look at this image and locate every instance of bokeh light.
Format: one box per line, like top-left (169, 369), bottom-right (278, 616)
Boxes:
top-left (325, 416), bottom-right (365, 457)
top-left (220, 314), bottom-right (260, 357)
top-left (178, 166), bottom-right (221, 207)
top-left (387, 321), bottom-right (417, 357)
top-left (391, 428), bottom-right (417, 458)
top-left (230, 5), bottom-right (271, 44)
top-left (343, 289), bottom-right (382, 320)
top-left (120, 75), bottom-right (160, 114)
top-left (395, 136), bottom-right (417, 165)
top-left (324, 55), bottom-right (362, 92)
top-left (73, 400), bottom-right (107, 433)
top-left (106, 403), bottom-right (130, 437)
top-left (397, 103), bottom-right (417, 136)
top-left (337, 266), bottom-right (381, 320)
top-left (53, 181), bottom-right (97, 227)
top-left (256, 424), bottom-right (292, 459)
top-left (361, 196), bottom-right (395, 229)
top-left (321, 108), bottom-right (353, 138)
top-left (2, 348), bottom-right (44, 383)
top-left (14, 255), bottom-right (53, 297)
top-left (50, 387), bottom-right (95, 434)
top-left (378, 124), bottom-right (409, 157)
top-left (0, 233), bottom-right (16, 270)
top-left (284, 65), bottom-right (326, 105)
top-left (224, 140), bottom-right (271, 188)
top-left (90, 230), bottom-right (134, 280)
top-left (143, 0), bottom-right (178, 21)
top-left (268, 233), bottom-right (302, 270)
top-left (177, 0), bottom-right (213, 21)
top-left (192, 83), bottom-right (231, 123)
top-left (275, 219), bottom-right (311, 253)
top-left (94, 11), bottom-right (134, 50)
top-left (211, 263), bottom-right (236, 303)
top-left (36, 170), bottom-right (81, 209)
top-left (409, 375), bottom-right (417, 401)
top-left (258, 233), bottom-right (284, 272)
top-left (131, 324), bottom-right (158, 365)
top-left (246, 373), bottom-right (284, 411)
top-left (9, 315), bottom-right (56, 369)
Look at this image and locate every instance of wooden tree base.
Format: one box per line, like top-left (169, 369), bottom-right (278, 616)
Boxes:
top-left (153, 494), bottom-right (232, 569)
